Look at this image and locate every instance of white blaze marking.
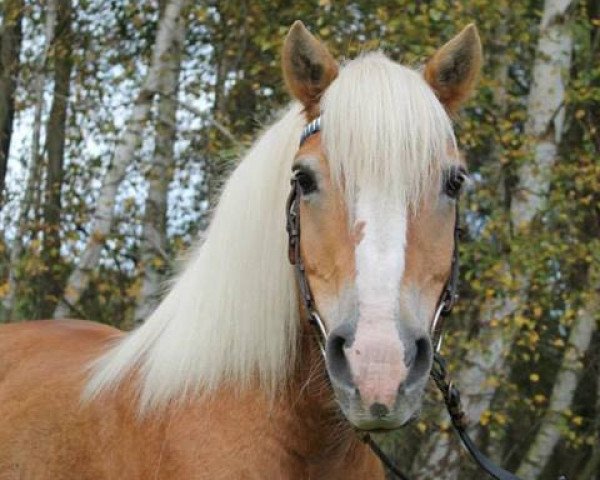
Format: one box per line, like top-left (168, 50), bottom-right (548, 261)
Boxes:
top-left (346, 189), bottom-right (409, 405)
top-left (355, 189), bottom-right (407, 322)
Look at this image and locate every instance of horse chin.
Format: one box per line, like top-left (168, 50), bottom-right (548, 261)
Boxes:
top-left (348, 407), bottom-right (419, 432)
top-left (351, 417), bottom-right (407, 432)
top-left (332, 385), bottom-right (424, 432)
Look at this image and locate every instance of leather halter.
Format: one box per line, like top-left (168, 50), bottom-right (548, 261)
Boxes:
top-left (291, 115), bottom-right (459, 350)
top-left (284, 116), bottom-right (567, 480)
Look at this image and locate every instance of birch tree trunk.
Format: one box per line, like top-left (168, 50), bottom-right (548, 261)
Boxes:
top-left (1, 1), bottom-right (57, 320)
top-left (39, 0), bottom-right (72, 318)
top-left (412, 1), bottom-right (575, 477)
top-left (515, 278), bottom-right (598, 479)
top-left (133, 1), bottom-right (185, 325)
top-left (0, 0), bottom-right (23, 206)
top-left (53, 0), bottom-right (188, 319)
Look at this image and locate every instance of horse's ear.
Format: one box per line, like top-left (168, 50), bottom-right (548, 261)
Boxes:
top-left (424, 24), bottom-right (482, 114)
top-left (282, 21), bottom-right (338, 116)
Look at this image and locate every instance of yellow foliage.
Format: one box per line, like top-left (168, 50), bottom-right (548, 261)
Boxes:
top-left (126, 279), bottom-right (141, 299)
top-left (484, 376), bottom-right (500, 388)
top-left (0, 282), bottom-right (9, 298)
top-left (151, 257), bottom-right (165, 269)
top-left (480, 410), bottom-right (492, 426)
top-left (494, 413), bottom-right (507, 426)
top-left (571, 416), bottom-right (583, 426)
top-left (527, 330), bottom-right (540, 346)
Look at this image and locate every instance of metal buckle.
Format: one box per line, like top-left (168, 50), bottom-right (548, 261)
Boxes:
top-left (309, 311), bottom-right (327, 357)
top-left (431, 301), bottom-right (446, 353)
top-left (309, 310), bottom-right (327, 339)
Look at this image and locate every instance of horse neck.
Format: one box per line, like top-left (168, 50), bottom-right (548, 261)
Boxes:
top-left (286, 328), bottom-right (350, 453)
top-left (157, 314), bottom-right (383, 477)
top-left (266, 322), bottom-right (381, 476)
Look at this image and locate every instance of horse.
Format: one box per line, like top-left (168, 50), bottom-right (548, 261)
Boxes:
top-left (0, 21), bottom-right (482, 479)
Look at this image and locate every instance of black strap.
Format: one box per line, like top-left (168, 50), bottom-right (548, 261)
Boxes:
top-left (362, 434), bottom-right (410, 480)
top-left (430, 201), bottom-right (461, 350)
top-left (429, 354), bottom-right (524, 480)
top-left (361, 353), bottom-right (524, 480)
top-left (364, 355), bottom-right (568, 480)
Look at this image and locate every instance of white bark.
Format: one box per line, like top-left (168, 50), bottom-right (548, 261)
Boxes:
top-left (412, 0), bottom-right (575, 477)
top-left (53, 0), bottom-right (188, 319)
top-left (516, 284), bottom-right (598, 479)
top-left (2, 1), bottom-right (57, 319)
top-left (134, 11), bottom-right (185, 325)
top-left (511, 0), bottom-right (574, 227)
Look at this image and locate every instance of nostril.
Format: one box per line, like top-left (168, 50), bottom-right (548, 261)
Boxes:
top-left (405, 336), bottom-right (432, 388)
top-left (328, 333), bottom-right (346, 368)
top-left (369, 402), bottom-right (389, 419)
top-left (405, 340), bottom-right (417, 369)
top-left (415, 337), bottom-right (430, 365)
top-left (325, 324), bottom-right (355, 389)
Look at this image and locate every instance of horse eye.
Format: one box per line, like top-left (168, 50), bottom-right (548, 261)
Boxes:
top-left (443, 167), bottom-right (467, 199)
top-left (295, 169), bottom-right (318, 195)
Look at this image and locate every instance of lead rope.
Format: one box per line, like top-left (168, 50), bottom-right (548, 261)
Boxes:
top-left (362, 433), bottom-right (410, 480)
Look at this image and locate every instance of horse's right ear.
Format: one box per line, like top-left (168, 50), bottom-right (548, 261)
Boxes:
top-left (424, 24), bottom-right (482, 115)
top-left (282, 21), bottom-right (338, 117)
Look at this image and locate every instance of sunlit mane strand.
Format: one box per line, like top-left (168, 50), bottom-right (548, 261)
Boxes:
top-left (322, 53), bottom-right (456, 211)
top-left (85, 105), bottom-right (305, 412)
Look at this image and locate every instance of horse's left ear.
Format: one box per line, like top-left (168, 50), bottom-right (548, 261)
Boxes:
top-left (424, 24), bottom-right (483, 114)
top-left (282, 21), bottom-right (339, 117)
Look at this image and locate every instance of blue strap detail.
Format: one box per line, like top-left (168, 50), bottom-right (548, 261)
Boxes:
top-left (299, 116), bottom-right (321, 146)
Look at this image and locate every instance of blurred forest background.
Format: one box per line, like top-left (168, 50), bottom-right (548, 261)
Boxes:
top-left (0, 0), bottom-right (598, 479)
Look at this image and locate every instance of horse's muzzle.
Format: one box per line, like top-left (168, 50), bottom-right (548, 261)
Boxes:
top-left (325, 321), bottom-right (433, 430)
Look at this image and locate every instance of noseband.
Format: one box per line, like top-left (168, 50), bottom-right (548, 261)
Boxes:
top-left (283, 116), bottom-right (565, 480)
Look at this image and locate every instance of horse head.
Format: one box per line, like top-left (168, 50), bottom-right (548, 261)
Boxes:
top-left (282, 21), bottom-right (481, 431)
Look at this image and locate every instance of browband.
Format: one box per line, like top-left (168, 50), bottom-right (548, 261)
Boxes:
top-left (299, 116), bottom-right (321, 146)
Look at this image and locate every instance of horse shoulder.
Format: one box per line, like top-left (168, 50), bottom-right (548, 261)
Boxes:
top-left (0, 319), bottom-right (117, 381)
top-left (0, 320), bottom-right (149, 479)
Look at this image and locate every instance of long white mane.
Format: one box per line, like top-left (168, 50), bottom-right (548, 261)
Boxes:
top-left (85, 53), bottom-right (455, 412)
